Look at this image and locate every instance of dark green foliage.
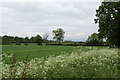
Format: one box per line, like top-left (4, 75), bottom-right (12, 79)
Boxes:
top-left (34, 34), bottom-right (43, 45)
top-left (53, 28), bottom-right (65, 44)
top-left (2, 35), bottom-right (15, 45)
top-left (95, 2), bottom-right (120, 48)
top-left (1, 34), bottom-right (43, 45)
top-left (14, 36), bottom-right (24, 43)
top-left (24, 37), bottom-right (29, 43)
top-left (86, 33), bottom-right (103, 46)
top-left (29, 36), bottom-right (36, 43)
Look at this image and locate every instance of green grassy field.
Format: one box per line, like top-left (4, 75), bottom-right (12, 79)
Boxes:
top-left (2, 45), bottom-right (106, 62)
top-left (2, 45), bottom-right (104, 61)
top-left (2, 45), bottom-right (81, 62)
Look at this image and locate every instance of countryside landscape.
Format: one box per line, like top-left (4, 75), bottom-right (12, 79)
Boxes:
top-left (0, 0), bottom-right (120, 79)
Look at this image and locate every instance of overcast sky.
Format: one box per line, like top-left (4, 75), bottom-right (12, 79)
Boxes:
top-left (0, 1), bottom-right (102, 41)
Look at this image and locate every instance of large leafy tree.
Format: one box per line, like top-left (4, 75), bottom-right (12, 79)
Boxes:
top-left (94, 2), bottom-right (120, 48)
top-left (53, 28), bottom-right (65, 44)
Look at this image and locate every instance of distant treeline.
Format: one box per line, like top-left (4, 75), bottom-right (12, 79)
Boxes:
top-left (0, 35), bottom-right (44, 45)
top-left (0, 34), bottom-right (107, 46)
top-left (0, 35), bottom-right (75, 45)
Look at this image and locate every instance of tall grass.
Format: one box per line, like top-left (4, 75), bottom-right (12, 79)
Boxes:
top-left (2, 47), bottom-right (119, 78)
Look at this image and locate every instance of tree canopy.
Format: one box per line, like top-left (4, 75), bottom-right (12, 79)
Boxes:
top-left (53, 28), bottom-right (65, 44)
top-left (94, 2), bottom-right (120, 48)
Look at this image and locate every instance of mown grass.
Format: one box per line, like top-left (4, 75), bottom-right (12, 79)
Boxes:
top-left (2, 45), bottom-right (106, 62)
top-left (2, 45), bottom-right (73, 62)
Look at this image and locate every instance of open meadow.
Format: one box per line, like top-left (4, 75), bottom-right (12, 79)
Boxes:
top-left (2, 45), bottom-right (106, 62)
top-left (2, 45), bottom-right (87, 62)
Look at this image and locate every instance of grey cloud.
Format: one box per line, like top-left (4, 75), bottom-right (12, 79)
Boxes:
top-left (1, 2), bottom-right (101, 41)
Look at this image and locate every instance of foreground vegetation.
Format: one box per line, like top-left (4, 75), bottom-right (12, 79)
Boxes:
top-left (2, 46), bottom-right (119, 78)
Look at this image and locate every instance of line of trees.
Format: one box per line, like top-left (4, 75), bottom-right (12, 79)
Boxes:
top-left (1, 28), bottom-right (65, 45)
top-left (0, 28), bottom-right (66, 45)
top-left (1, 34), bottom-right (44, 45)
top-left (0, 23), bottom-right (117, 47)
top-left (0, 31), bottom-right (106, 46)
